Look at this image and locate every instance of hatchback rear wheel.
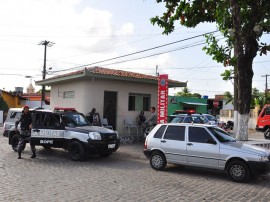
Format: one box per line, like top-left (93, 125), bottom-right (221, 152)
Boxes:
top-left (150, 151), bottom-right (167, 171)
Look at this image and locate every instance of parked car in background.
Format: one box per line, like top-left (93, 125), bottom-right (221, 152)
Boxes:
top-left (144, 123), bottom-right (270, 182)
top-left (3, 108), bottom-right (23, 137)
top-left (170, 114), bottom-right (205, 124)
top-left (200, 114), bottom-right (218, 125)
top-left (256, 104), bottom-right (270, 131)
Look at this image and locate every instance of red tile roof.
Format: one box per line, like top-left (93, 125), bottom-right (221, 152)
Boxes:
top-left (90, 67), bottom-right (158, 80)
top-left (42, 66), bottom-right (185, 85)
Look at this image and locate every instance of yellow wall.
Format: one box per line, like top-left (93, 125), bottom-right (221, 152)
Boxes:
top-left (1, 91), bottom-right (23, 108)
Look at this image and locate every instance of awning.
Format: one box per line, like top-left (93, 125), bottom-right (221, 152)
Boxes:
top-left (181, 102), bottom-right (208, 106)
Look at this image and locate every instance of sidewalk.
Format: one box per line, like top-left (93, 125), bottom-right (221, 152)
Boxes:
top-left (117, 142), bottom-right (146, 160)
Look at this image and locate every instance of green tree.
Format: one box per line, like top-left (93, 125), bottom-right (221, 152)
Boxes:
top-left (151, 0), bottom-right (270, 140)
top-left (251, 88), bottom-right (269, 108)
top-left (224, 91), bottom-right (233, 105)
top-left (175, 87), bottom-right (202, 98)
top-left (175, 87), bottom-right (191, 97)
top-left (224, 88), bottom-right (266, 108)
top-left (0, 96), bottom-right (9, 112)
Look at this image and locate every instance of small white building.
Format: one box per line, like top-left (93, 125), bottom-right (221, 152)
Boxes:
top-left (36, 67), bottom-right (186, 135)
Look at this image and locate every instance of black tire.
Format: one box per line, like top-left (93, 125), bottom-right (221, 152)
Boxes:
top-left (68, 141), bottom-right (85, 161)
top-left (11, 135), bottom-right (26, 152)
top-left (264, 129), bottom-right (270, 139)
top-left (11, 135), bottom-right (19, 152)
top-left (226, 160), bottom-right (250, 183)
top-left (100, 153), bottom-right (112, 157)
top-left (149, 151), bottom-right (167, 171)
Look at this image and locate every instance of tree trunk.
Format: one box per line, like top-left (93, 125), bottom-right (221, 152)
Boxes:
top-left (232, 0), bottom-right (258, 140)
top-left (233, 65), bottom-right (238, 137)
top-left (236, 58), bottom-right (253, 140)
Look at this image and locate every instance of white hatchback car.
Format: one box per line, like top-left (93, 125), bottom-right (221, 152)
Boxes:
top-left (3, 108), bottom-right (23, 137)
top-left (144, 123), bottom-right (270, 182)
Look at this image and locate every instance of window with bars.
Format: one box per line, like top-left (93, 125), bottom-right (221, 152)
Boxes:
top-left (128, 93), bottom-right (151, 111)
top-left (63, 91), bottom-right (75, 99)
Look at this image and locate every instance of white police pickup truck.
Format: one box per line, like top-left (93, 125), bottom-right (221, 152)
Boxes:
top-left (9, 109), bottom-right (120, 161)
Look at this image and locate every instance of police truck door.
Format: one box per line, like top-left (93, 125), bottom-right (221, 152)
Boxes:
top-left (31, 112), bottom-right (65, 148)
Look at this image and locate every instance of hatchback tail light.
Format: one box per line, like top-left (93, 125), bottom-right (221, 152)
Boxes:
top-left (144, 140), bottom-right (147, 150)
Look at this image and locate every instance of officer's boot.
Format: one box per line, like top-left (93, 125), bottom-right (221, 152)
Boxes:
top-left (30, 151), bottom-right (36, 159)
top-left (18, 152), bottom-right (21, 159)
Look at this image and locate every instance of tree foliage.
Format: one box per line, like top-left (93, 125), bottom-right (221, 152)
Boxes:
top-left (224, 91), bottom-right (233, 105)
top-left (151, 0), bottom-right (270, 65)
top-left (151, 0), bottom-right (270, 140)
top-left (175, 87), bottom-right (202, 98)
top-left (224, 88), bottom-right (267, 108)
top-left (0, 96), bottom-right (9, 112)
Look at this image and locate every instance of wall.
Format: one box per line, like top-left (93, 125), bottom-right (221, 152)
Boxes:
top-left (1, 91), bottom-right (23, 108)
top-left (50, 78), bottom-right (158, 136)
top-left (219, 106), bottom-right (260, 129)
top-left (222, 100), bottom-right (234, 110)
top-left (168, 96), bottom-right (208, 115)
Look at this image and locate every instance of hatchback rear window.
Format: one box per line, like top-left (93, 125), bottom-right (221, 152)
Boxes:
top-left (163, 126), bottom-right (185, 141)
top-left (154, 125), bottom-right (166, 139)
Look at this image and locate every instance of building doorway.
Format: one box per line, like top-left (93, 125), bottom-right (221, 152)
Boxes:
top-left (103, 91), bottom-right (117, 130)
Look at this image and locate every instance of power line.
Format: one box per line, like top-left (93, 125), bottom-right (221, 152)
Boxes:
top-left (0, 29), bottom-right (212, 39)
top-left (51, 30), bottom-right (219, 73)
top-left (51, 41), bottom-right (207, 74)
top-left (101, 42), bottom-right (207, 67)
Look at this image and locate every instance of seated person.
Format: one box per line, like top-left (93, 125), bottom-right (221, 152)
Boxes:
top-left (137, 111), bottom-right (146, 126)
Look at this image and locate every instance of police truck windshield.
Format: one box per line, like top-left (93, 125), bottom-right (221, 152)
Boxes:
top-left (62, 113), bottom-right (90, 127)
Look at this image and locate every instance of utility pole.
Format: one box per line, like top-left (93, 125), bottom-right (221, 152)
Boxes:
top-left (156, 65), bottom-right (159, 76)
top-left (261, 74), bottom-right (270, 103)
top-left (38, 40), bottom-right (54, 108)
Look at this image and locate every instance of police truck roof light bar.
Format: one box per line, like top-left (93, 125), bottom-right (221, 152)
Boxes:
top-left (54, 107), bottom-right (77, 112)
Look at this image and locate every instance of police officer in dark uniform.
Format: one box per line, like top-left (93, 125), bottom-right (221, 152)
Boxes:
top-left (15, 105), bottom-right (36, 159)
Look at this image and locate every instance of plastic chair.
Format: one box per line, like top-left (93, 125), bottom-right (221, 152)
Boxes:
top-left (124, 118), bottom-right (139, 142)
top-left (101, 118), bottom-right (113, 130)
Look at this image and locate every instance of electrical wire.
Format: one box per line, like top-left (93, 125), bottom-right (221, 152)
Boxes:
top-left (51, 30), bottom-right (219, 73)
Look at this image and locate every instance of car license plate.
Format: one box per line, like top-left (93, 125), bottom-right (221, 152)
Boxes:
top-left (108, 144), bottom-right (115, 149)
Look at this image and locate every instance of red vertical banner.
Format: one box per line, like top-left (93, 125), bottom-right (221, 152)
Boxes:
top-left (158, 74), bottom-right (168, 124)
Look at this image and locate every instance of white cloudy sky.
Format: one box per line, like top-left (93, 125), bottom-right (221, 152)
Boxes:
top-left (0, 0), bottom-right (269, 97)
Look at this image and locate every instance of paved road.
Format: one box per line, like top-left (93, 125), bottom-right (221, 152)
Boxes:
top-left (0, 128), bottom-right (270, 201)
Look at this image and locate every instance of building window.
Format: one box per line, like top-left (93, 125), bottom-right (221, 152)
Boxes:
top-left (63, 91), bottom-right (75, 99)
top-left (128, 93), bottom-right (151, 111)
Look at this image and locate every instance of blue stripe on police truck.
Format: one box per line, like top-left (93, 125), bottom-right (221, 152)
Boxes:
top-left (32, 130), bottom-right (64, 138)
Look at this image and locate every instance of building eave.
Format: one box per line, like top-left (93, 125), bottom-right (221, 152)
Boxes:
top-left (36, 68), bottom-right (187, 88)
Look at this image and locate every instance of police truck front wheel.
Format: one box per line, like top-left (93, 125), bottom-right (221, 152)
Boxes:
top-left (68, 141), bottom-right (85, 161)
